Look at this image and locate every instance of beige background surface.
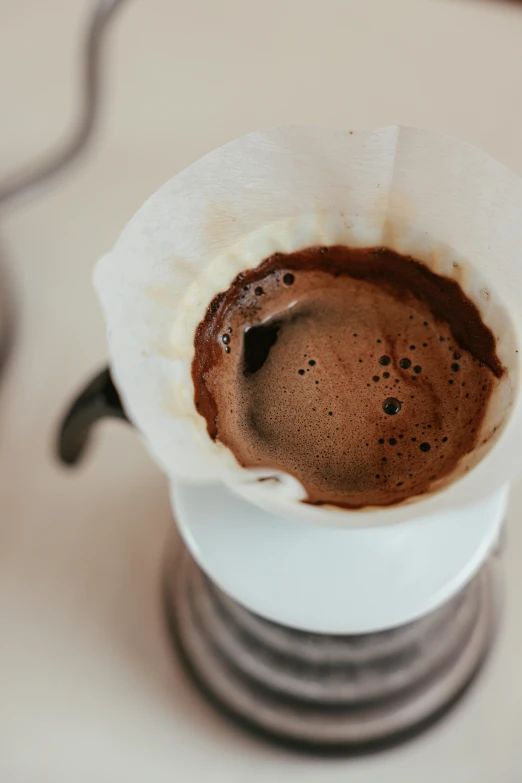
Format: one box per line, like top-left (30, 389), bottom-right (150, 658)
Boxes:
top-left (2, 0), bottom-right (522, 780)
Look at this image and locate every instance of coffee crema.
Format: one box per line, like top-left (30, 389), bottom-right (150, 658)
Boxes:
top-left (193, 246), bottom-right (504, 508)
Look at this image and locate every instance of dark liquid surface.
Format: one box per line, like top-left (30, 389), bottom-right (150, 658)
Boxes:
top-left (193, 247), bottom-right (503, 508)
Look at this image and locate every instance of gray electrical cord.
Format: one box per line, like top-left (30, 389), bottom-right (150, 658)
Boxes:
top-left (0, 0), bottom-right (128, 209)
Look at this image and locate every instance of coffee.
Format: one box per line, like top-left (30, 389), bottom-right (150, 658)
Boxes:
top-left (193, 246), bottom-right (504, 508)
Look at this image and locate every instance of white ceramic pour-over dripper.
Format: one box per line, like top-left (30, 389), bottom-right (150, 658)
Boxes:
top-left (94, 124), bottom-right (520, 632)
top-left (171, 479), bottom-right (507, 635)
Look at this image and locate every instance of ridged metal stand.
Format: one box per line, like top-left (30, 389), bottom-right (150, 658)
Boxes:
top-left (165, 544), bottom-right (498, 752)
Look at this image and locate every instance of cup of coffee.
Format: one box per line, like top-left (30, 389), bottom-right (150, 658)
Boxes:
top-left (61, 125), bottom-right (522, 529)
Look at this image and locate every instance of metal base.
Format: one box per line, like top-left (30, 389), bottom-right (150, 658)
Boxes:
top-left (164, 545), bottom-right (499, 752)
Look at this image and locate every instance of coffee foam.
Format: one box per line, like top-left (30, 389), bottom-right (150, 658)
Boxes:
top-left (193, 246), bottom-right (502, 508)
top-left (94, 125), bottom-right (522, 527)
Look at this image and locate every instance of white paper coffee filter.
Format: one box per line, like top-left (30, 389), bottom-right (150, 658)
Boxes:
top-left (95, 125), bottom-right (522, 528)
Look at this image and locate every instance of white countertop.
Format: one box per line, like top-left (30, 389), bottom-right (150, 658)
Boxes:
top-left (2, 0), bottom-right (522, 780)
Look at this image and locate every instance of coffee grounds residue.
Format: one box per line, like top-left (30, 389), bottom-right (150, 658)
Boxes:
top-left (192, 246), bottom-right (503, 508)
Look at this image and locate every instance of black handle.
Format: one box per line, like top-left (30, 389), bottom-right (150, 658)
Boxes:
top-left (58, 367), bottom-right (128, 466)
